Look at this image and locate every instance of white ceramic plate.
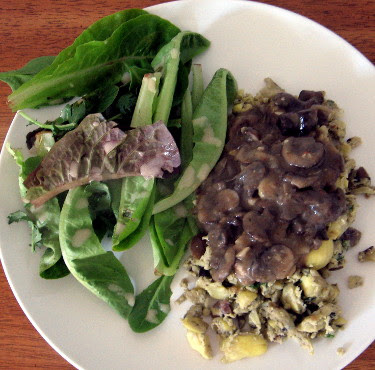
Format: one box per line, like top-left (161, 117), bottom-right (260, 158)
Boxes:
top-left (0, 0), bottom-right (374, 369)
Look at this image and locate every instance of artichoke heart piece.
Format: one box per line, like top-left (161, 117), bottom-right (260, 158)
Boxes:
top-left (186, 330), bottom-right (213, 360)
top-left (281, 283), bottom-right (306, 314)
top-left (220, 333), bottom-right (268, 363)
top-left (196, 277), bottom-right (235, 300)
top-left (305, 239), bottom-right (334, 270)
top-left (236, 290), bottom-right (258, 310)
top-left (182, 316), bottom-right (208, 334)
top-left (300, 269), bottom-right (339, 304)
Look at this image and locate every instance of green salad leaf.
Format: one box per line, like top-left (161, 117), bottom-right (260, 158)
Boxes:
top-left (59, 186), bottom-right (134, 318)
top-left (152, 31), bottom-right (210, 124)
top-left (84, 181), bottom-right (117, 240)
top-left (32, 196), bottom-right (70, 279)
top-left (0, 56), bottom-right (55, 91)
top-left (131, 73), bottom-right (161, 128)
top-left (8, 210), bottom-right (43, 251)
top-left (48, 9), bottom-right (148, 70)
top-left (180, 88), bottom-right (193, 170)
top-left (153, 68), bottom-right (237, 214)
top-left (112, 32), bottom-right (209, 252)
top-left (7, 145), bottom-right (69, 279)
top-left (150, 202), bottom-right (196, 276)
top-left (3, 8), bottom-right (235, 334)
top-left (112, 73), bottom-right (160, 251)
top-left (128, 275), bottom-right (174, 333)
top-left (59, 84), bottom-right (120, 124)
top-left (17, 84), bottom-right (120, 139)
top-left (112, 177), bottom-right (155, 250)
top-left (8, 14), bottom-right (180, 110)
top-left (191, 64), bottom-right (204, 111)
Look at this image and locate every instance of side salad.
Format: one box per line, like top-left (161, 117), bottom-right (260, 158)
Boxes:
top-left (0, 9), bottom-right (237, 332)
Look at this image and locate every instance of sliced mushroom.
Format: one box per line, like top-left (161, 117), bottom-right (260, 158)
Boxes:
top-left (216, 189), bottom-right (240, 212)
top-left (282, 137), bottom-right (324, 168)
top-left (284, 173), bottom-right (320, 189)
top-left (252, 244), bottom-right (296, 282)
top-left (258, 176), bottom-right (279, 199)
top-left (234, 247), bottom-right (254, 286)
top-left (242, 211), bottom-right (270, 243)
top-left (272, 92), bottom-right (304, 111)
top-left (298, 90), bottom-right (324, 105)
top-left (210, 247), bottom-right (236, 282)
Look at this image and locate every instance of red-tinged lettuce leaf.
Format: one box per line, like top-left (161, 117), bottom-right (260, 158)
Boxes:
top-left (24, 114), bottom-right (180, 207)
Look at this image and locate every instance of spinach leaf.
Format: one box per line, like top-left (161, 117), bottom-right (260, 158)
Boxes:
top-left (128, 275), bottom-right (174, 333)
top-left (7, 145), bottom-right (69, 279)
top-left (59, 186), bottom-right (134, 318)
top-left (9, 14), bottom-right (180, 110)
top-left (0, 56), bottom-right (55, 91)
top-left (153, 68), bottom-right (237, 214)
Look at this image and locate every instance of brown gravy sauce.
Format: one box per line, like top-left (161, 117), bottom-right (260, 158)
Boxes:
top-left (196, 90), bottom-right (346, 284)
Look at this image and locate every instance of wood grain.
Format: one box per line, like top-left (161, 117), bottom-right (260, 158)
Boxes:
top-left (0, 0), bottom-right (373, 368)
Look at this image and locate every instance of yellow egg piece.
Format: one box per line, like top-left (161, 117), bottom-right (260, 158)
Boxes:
top-left (305, 239), bottom-right (334, 270)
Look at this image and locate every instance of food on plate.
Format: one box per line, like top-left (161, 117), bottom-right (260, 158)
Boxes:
top-left (180, 79), bottom-right (374, 361)
top-left (347, 275), bottom-right (364, 289)
top-left (337, 347), bottom-right (346, 356)
top-left (24, 116), bottom-right (181, 207)
top-left (0, 6), bottom-right (373, 365)
top-left (358, 246), bottom-right (375, 262)
top-left (1, 9), bottom-right (237, 333)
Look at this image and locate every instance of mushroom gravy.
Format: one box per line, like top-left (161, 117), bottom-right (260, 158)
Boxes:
top-left (195, 88), bottom-right (346, 284)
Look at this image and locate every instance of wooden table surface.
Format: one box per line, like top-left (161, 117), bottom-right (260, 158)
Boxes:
top-left (0, 0), bottom-right (374, 368)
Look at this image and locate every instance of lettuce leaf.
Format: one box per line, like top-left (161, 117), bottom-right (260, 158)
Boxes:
top-left (24, 114), bottom-right (181, 206)
top-left (0, 56), bottom-right (55, 91)
top-left (8, 14), bottom-right (180, 110)
top-left (59, 185), bottom-right (134, 318)
top-left (153, 68), bottom-right (237, 214)
top-left (128, 275), bottom-right (174, 332)
top-left (7, 146), bottom-right (69, 279)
